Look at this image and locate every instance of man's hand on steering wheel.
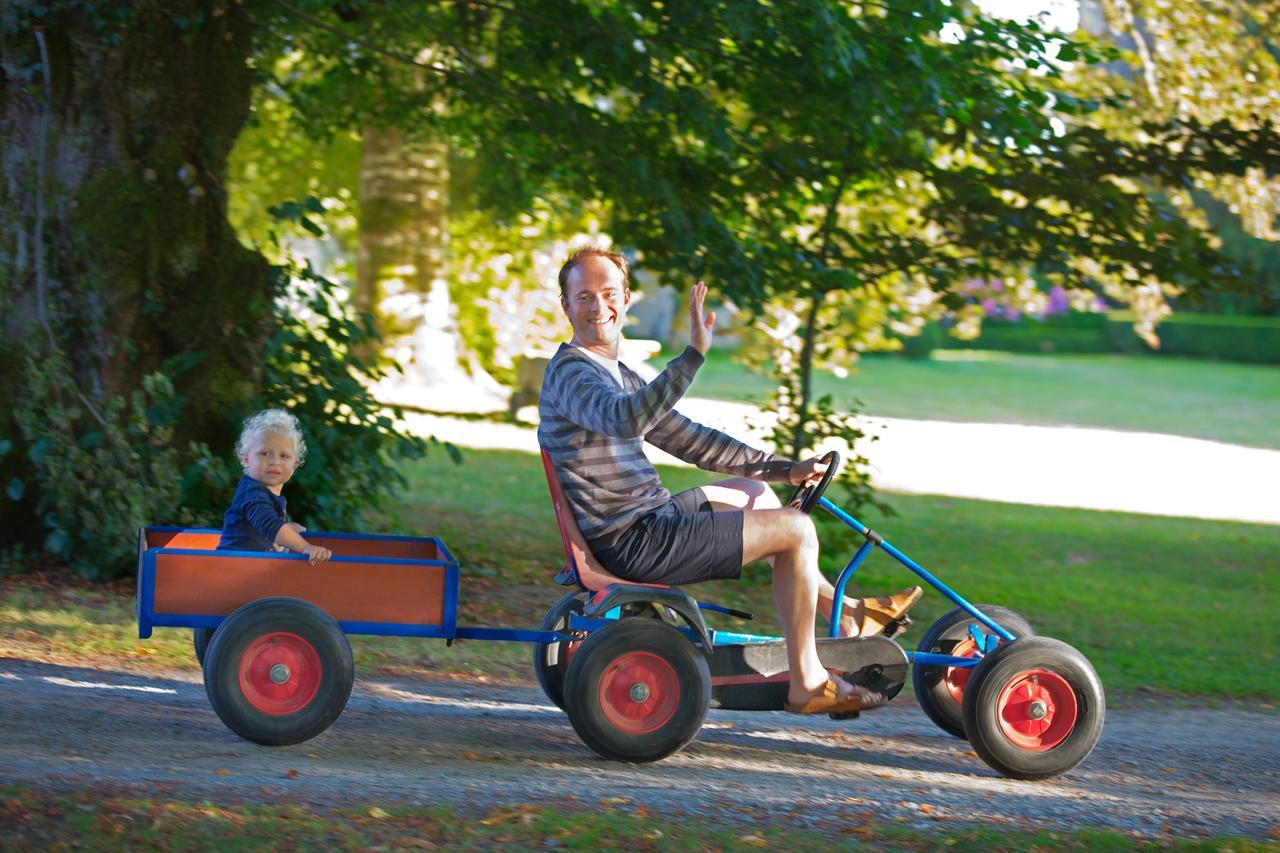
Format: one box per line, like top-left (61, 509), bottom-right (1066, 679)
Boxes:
top-left (788, 456), bottom-right (830, 487)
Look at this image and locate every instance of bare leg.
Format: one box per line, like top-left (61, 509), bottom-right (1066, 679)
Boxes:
top-left (741, 508), bottom-right (832, 704)
top-left (703, 479), bottom-right (869, 637)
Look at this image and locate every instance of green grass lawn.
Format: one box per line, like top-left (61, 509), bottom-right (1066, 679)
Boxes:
top-left (8, 447), bottom-right (1269, 703)
top-left (680, 347), bottom-right (1280, 449)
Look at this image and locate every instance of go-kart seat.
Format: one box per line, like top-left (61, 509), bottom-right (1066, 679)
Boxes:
top-left (540, 450), bottom-right (668, 595)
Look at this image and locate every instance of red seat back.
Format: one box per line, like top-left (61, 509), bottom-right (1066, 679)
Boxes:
top-left (540, 450), bottom-right (664, 592)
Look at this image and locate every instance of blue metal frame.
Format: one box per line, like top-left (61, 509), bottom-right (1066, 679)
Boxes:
top-left (816, 496), bottom-right (1018, 662)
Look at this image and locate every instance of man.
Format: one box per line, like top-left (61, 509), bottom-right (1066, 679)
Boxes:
top-left (537, 247), bottom-right (921, 714)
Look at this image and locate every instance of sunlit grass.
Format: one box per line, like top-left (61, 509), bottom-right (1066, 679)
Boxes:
top-left (680, 347), bottom-right (1280, 449)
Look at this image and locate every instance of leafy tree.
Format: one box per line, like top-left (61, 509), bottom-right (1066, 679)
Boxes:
top-left (3, 0), bottom-right (1277, 573)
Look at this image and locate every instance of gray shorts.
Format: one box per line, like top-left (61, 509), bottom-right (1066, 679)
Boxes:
top-left (591, 488), bottom-right (744, 586)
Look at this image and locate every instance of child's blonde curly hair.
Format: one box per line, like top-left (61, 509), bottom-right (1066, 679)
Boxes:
top-left (236, 409), bottom-right (307, 470)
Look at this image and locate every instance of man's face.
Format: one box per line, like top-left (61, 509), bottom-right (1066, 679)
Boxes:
top-left (562, 255), bottom-right (630, 350)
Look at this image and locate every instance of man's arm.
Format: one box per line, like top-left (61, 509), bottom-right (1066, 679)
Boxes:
top-left (543, 346), bottom-right (705, 438)
top-left (646, 409), bottom-right (795, 482)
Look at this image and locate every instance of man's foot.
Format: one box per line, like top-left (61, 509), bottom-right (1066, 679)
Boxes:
top-left (784, 678), bottom-right (886, 715)
top-left (841, 585), bottom-right (923, 638)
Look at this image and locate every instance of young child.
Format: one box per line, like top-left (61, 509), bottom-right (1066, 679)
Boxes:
top-left (217, 409), bottom-right (332, 565)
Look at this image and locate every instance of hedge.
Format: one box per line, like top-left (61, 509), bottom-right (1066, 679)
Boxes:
top-left (1106, 311), bottom-right (1280, 364)
top-left (897, 312), bottom-right (1280, 364)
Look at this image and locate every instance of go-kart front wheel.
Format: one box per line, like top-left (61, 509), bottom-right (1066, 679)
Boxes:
top-left (533, 590), bottom-right (588, 711)
top-left (203, 597), bottom-right (354, 746)
top-left (962, 636), bottom-right (1105, 780)
top-left (563, 618), bottom-right (710, 763)
top-left (914, 605), bottom-right (1033, 739)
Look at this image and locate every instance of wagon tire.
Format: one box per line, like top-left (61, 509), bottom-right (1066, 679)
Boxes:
top-left (563, 618), bottom-right (709, 763)
top-left (533, 590), bottom-right (589, 711)
top-left (193, 627), bottom-right (214, 668)
top-left (203, 597), bottom-right (354, 746)
top-left (962, 636), bottom-right (1105, 780)
top-left (913, 605), bottom-right (1033, 739)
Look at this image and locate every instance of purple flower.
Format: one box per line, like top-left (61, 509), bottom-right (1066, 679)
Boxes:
top-left (1046, 285), bottom-right (1069, 315)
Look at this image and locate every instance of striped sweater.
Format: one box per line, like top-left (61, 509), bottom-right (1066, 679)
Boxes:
top-left (537, 343), bottom-right (795, 547)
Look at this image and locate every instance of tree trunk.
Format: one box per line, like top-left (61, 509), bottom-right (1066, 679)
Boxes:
top-left (356, 125), bottom-right (450, 352)
top-left (1, 3), bottom-right (270, 539)
top-left (790, 291), bottom-right (822, 459)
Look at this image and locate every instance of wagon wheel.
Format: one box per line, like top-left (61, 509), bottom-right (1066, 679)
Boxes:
top-left (913, 605), bottom-right (1034, 739)
top-left (962, 636), bottom-right (1105, 780)
top-left (193, 627), bottom-right (214, 668)
top-left (563, 619), bottom-right (710, 763)
top-left (203, 597), bottom-right (354, 746)
top-left (533, 590), bottom-right (589, 711)
top-left (786, 451), bottom-right (840, 514)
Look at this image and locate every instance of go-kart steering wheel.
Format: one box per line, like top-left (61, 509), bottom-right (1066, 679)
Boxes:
top-left (787, 450), bottom-right (841, 514)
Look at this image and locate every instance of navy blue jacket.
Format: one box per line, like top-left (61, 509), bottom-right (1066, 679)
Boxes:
top-left (217, 475), bottom-right (290, 552)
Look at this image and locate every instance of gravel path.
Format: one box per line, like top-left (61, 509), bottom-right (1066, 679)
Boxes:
top-left (3, 658), bottom-right (1276, 839)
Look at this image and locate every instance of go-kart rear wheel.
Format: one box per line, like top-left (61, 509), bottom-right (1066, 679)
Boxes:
top-left (193, 627), bottom-right (214, 668)
top-left (203, 597), bottom-right (354, 746)
top-left (563, 618), bottom-right (710, 763)
top-left (961, 636), bottom-right (1105, 780)
top-left (533, 590), bottom-right (588, 711)
top-left (913, 605), bottom-right (1033, 739)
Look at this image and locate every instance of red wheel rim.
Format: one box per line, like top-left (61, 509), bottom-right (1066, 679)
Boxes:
top-left (944, 637), bottom-right (980, 705)
top-left (597, 651), bottom-right (680, 735)
top-left (995, 669), bottom-right (1078, 751)
top-left (238, 631), bottom-right (322, 716)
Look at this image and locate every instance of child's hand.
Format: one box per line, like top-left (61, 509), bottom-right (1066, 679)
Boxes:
top-left (302, 544), bottom-right (332, 565)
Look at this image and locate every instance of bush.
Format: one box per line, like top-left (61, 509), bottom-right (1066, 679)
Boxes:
top-left (1106, 311), bottom-right (1280, 364)
top-left (944, 313), bottom-right (1111, 354)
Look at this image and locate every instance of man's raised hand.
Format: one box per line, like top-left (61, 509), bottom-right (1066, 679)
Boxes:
top-left (689, 280), bottom-right (715, 355)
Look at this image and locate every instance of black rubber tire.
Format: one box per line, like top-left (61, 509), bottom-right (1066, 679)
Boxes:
top-left (193, 627), bottom-right (214, 668)
top-left (563, 619), bottom-right (710, 763)
top-left (203, 597), bottom-right (354, 746)
top-left (913, 605), bottom-right (1034, 739)
top-left (962, 636), bottom-right (1106, 780)
top-left (533, 591), bottom-right (589, 711)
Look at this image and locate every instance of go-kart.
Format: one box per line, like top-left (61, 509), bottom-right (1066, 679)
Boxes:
top-left (533, 450), bottom-right (1105, 781)
top-left (133, 451), bottom-right (1102, 781)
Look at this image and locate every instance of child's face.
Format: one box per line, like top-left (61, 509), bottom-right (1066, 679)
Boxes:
top-left (241, 431), bottom-right (299, 492)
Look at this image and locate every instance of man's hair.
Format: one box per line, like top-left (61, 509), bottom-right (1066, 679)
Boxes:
top-left (236, 408), bottom-right (307, 469)
top-left (558, 247), bottom-right (630, 299)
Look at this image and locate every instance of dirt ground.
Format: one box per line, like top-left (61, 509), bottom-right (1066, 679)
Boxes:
top-left (2, 657), bottom-right (1276, 840)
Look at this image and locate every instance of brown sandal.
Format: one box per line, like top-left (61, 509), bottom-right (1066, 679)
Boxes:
top-left (846, 585), bottom-right (923, 637)
top-left (784, 679), bottom-right (886, 715)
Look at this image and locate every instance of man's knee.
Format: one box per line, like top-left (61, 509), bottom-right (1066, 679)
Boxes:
top-left (771, 508), bottom-right (818, 559)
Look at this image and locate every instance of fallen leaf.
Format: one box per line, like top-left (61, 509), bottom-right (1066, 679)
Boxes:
top-left (283, 769), bottom-right (299, 779)
top-left (598, 797), bottom-right (629, 805)
top-left (461, 751), bottom-right (478, 761)
top-left (1162, 767), bottom-right (1176, 773)
top-left (644, 830), bottom-right (663, 840)
top-left (368, 807), bottom-right (390, 819)
top-left (737, 834), bottom-right (769, 847)
top-left (215, 769), bottom-right (231, 777)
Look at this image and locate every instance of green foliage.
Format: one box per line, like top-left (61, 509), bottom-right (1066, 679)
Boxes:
top-left (1107, 311), bottom-right (1280, 364)
top-left (947, 313), bottom-right (1113, 354)
top-left (9, 350), bottom-right (219, 579)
